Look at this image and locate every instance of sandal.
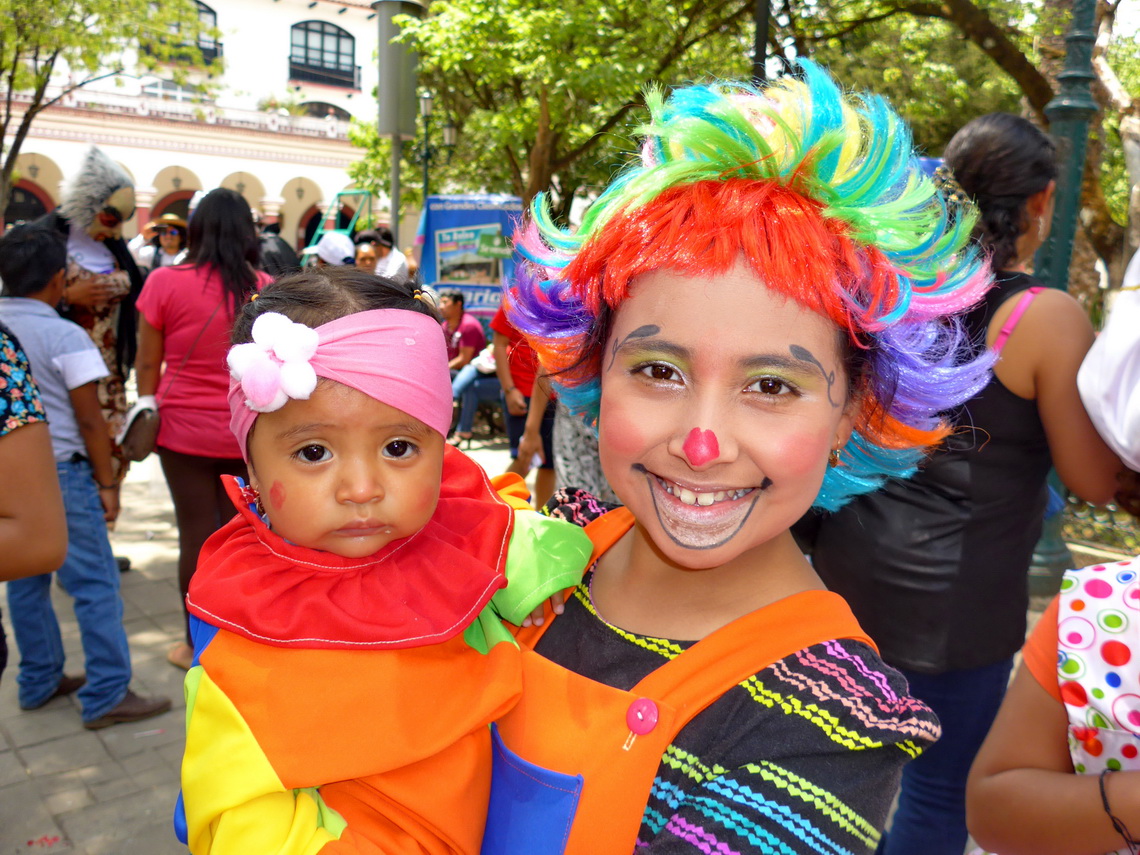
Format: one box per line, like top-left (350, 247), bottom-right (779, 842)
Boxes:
top-left (447, 432), bottom-right (473, 448)
top-left (167, 642), bottom-right (194, 671)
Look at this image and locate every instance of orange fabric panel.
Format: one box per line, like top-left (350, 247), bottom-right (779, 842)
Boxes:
top-left (320, 738), bottom-right (493, 855)
top-left (500, 589), bottom-right (873, 854)
top-left (1022, 594), bottom-right (1063, 703)
top-left (199, 630), bottom-right (520, 788)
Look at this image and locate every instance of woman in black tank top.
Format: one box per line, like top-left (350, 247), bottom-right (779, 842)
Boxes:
top-left (805, 113), bottom-right (1124, 855)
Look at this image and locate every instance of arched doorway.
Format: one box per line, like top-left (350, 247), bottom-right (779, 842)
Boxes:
top-left (4, 181), bottom-right (51, 225)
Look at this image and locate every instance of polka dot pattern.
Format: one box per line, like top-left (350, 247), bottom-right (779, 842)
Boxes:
top-left (1057, 560), bottom-right (1140, 828)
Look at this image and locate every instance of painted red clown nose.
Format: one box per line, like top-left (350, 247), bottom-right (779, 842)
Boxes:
top-left (682, 428), bottom-right (719, 466)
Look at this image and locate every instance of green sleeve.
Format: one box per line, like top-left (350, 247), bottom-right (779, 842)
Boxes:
top-left (464, 511), bottom-right (592, 653)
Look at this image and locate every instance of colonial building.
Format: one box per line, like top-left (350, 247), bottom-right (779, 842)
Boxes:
top-left (6, 0), bottom-right (388, 248)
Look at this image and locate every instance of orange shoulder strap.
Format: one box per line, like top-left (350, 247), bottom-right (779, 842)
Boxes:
top-left (635, 589), bottom-right (875, 720)
top-left (583, 506), bottom-right (635, 563)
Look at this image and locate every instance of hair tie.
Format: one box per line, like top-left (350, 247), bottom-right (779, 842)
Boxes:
top-left (933, 164), bottom-right (972, 208)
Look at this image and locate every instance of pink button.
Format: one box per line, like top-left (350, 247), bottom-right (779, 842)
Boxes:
top-left (626, 699), bottom-right (659, 735)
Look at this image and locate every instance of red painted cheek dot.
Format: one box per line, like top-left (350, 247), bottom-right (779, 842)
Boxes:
top-left (270, 480), bottom-right (286, 510)
top-left (683, 428), bottom-right (719, 466)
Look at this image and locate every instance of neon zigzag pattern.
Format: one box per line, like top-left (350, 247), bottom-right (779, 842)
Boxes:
top-left (571, 582), bottom-right (929, 755)
top-left (651, 750), bottom-right (879, 849)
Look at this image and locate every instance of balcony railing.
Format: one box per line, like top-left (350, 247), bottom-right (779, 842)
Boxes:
top-left (12, 87), bottom-right (352, 141)
top-left (141, 40), bottom-right (223, 66)
top-left (288, 60), bottom-right (360, 90)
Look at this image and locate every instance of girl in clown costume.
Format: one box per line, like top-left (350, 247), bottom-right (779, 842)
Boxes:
top-left (479, 61), bottom-right (991, 854)
top-left (967, 249), bottom-right (1140, 855)
top-left (176, 268), bottom-right (591, 854)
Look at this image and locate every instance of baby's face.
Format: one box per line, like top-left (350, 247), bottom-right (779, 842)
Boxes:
top-left (246, 379), bottom-right (444, 558)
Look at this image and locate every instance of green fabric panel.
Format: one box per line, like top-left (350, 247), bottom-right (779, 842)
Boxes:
top-left (493, 512), bottom-right (593, 623)
top-left (296, 787), bottom-right (348, 837)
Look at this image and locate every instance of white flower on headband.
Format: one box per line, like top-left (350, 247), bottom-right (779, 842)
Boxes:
top-left (227, 312), bottom-right (320, 412)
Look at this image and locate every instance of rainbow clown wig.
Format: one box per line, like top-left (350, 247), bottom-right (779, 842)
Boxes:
top-left (507, 60), bottom-right (994, 511)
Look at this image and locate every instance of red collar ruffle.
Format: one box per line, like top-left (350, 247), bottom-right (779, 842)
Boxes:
top-left (186, 446), bottom-right (513, 649)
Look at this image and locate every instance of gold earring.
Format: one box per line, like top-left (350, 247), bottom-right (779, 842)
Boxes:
top-left (828, 447), bottom-right (840, 467)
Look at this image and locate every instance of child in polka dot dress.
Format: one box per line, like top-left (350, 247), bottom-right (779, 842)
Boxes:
top-left (965, 251), bottom-right (1140, 855)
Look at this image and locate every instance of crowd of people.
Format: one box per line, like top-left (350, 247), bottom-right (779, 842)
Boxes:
top-left (1, 59), bottom-right (1139, 854)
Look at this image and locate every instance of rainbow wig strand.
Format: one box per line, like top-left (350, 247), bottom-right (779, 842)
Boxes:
top-left (509, 60), bottom-right (993, 510)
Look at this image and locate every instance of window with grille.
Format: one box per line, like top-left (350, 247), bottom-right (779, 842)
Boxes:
top-left (289, 21), bottom-right (358, 88)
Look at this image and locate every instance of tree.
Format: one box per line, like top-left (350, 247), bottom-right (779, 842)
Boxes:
top-left (352, 0), bottom-right (754, 222)
top-left (771, 0), bottom-right (1140, 290)
top-left (0, 0), bottom-right (217, 218)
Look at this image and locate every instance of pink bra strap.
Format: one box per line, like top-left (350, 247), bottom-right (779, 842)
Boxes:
top-left (992, 286), bottom-right (1045, 354)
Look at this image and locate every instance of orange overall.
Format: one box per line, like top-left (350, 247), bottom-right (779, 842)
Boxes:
top-left (484, 508), bottom-right (875, 854)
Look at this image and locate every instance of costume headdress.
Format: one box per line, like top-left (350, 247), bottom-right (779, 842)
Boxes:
top-left (59, 146), bottom-right (134, 230)
top-left (508, 60), bottom-right (993, 509)
top-left (227, 308), bottom-right (452, 461)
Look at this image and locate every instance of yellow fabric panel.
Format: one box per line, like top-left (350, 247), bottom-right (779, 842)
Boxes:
top-left (182, 670), bottom-right (342, 854)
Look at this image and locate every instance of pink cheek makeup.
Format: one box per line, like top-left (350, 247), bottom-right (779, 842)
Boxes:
top-left (682, 428), bottom-right (719, 466)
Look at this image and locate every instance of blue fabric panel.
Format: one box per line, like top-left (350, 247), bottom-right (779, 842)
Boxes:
top-left (481, 724), bottom-right (583, 855)
top-left (188, 615), bottom-right (219, 668)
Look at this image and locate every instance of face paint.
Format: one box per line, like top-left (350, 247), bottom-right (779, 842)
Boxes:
top-left (606, 324), bottom-right (660, 372)
top-left (597, 261), bottom-right (855, 570)
top-left (634, 464), bottom-right (769, 550)
top-left (682, 428), bottom-right (719, 466)
top-left (269, 480), bottom-right (286, 510)
top-left (789, 344), bottom-right (842, 408)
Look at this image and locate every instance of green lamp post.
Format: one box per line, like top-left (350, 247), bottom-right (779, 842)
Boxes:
top-left (1029, 0), bottom-right (1100, 596)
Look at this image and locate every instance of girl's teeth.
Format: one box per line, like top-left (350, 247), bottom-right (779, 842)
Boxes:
top-left (657, 477), bottom-right (752, 506)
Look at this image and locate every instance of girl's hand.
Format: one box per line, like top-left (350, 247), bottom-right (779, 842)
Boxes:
top-left (521, 590), bottom-right (567, 628)
top-left (517, 428), bottom-right (544, 473)
top-left (504, 387), bottom-right (527, 417)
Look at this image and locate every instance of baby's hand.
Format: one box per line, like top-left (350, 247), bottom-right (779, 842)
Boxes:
top-left (520, 590), bottom-right (567, 628)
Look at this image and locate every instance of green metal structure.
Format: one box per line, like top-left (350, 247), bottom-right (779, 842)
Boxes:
top-left (1029, 0), bottom-right (1100, 595)
top-left (305, 189), bottom-right (374, 252)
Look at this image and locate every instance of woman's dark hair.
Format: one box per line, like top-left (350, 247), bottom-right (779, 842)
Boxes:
top-left (186, 188), bottom-right (260, 312)
top-left (942, 113), bottom-right (1057, 272)
top-left (232, 266), bottom-right (439, 344)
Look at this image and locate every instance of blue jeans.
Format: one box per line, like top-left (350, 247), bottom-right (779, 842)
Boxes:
top-left (878, 658), bottom-right (1013, 855)
top-left (452, 363), bottom-right (501, 434)
top-left (6, 459), bottom-right (131, 721)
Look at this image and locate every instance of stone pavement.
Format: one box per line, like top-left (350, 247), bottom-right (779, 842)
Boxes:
top-left (0, 435), bottom-right (515, 855)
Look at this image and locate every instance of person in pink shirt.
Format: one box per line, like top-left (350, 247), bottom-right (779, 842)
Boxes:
top-left (134, 188), bottom-right (272, 670)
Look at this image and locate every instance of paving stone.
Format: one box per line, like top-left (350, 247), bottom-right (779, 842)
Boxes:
top-left (0, 749), bottom-right (27, 788)
top-left (0, 780), bottom-right (72, 853)
top-left (43, 786), bottom-right (95, 816)
top-left (57, 785), bottom-right (181, 855)
top-left (1, 708), bottom-right (84, 749)
top-left (17, 735), bottom-right (112, 777)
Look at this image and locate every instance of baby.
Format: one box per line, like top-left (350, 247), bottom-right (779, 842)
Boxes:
top-left (176, 267), bottom-right (590, 853)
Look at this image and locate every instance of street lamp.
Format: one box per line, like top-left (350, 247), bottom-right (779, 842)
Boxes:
top-left (415, 91), bottom-right (456, 205)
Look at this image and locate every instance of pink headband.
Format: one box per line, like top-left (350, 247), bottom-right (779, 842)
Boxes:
top-left (227, 309), bottom-right (451, 461)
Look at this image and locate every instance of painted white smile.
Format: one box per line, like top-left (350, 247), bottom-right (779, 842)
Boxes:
top-left (654, 475), bottom-right (754, 507)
